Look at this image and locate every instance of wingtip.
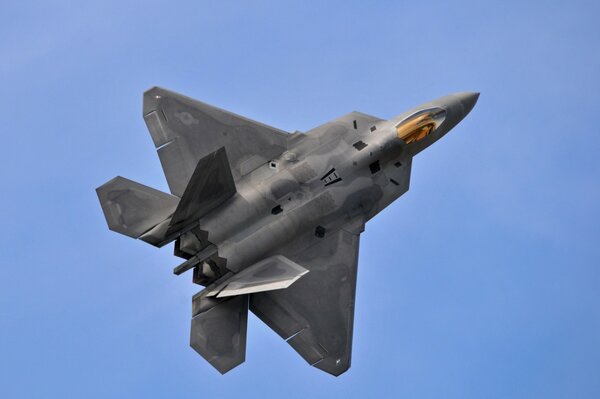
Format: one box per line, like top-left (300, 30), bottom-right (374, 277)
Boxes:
top-left (142, 87), bottom-right (165, 115)
top-left (313, 357), bottom-right (351, 377)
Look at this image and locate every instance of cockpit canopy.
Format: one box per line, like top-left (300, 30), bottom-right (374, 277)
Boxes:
top-left (395, 107), bottom-right (447, 144)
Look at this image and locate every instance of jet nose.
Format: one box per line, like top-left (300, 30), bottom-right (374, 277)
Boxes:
top-left (394, 91), bottom-right (479, 156)
top-left (441, 91), bottom-right (479, 131)
top-left (455, 92), bottom-right (480, 116)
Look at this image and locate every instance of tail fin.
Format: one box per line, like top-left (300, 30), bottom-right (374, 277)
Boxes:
top-left (166, 147), bottom-right (236, 236)
top-left (203, 255), bottom-right (308, 298)
top-left (96, 176), bottom-right (178, 246)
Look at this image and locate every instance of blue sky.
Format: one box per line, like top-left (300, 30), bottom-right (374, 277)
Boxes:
top-left (1, 1), bottom-right (599, 397)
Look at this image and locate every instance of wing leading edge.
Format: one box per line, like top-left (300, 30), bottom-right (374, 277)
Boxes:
top-left (143, 87), bottom-right (290, 197)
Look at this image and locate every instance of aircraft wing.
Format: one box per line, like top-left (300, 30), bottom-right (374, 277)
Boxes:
top-left (250, 218), bottom-right (364, 376)
top-left (143, 87), bottom-right (290, 197)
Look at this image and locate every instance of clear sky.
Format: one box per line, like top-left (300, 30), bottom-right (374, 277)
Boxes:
top-left (1, 1), bottom-right (599, 398)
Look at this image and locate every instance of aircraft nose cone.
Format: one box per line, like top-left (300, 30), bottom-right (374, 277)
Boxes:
top-left (456, 92), bottom-right (480, 116)
top-left (442, 92), bottom-right (479, 129)
top-left (396, 91), bottom-right (479, 156)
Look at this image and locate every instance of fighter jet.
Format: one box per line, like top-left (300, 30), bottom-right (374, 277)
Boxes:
top-left (97, 87), bottom-right (479, 376)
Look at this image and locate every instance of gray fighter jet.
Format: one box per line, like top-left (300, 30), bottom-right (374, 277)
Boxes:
top-left (97, 87), bottom-right (479, 376)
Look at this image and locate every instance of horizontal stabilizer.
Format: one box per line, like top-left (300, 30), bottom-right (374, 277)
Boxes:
top-left (167, 147), bottom-right (236, 235)
top-left (190, 294), bottom-right (248, 374)
top-left (206, 255), bottom-right (309, 298)
top-left (96, 176), bottom-right (179, 245)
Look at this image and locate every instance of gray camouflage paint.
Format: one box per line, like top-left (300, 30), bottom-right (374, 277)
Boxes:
top-left (97, 88), bottom-right (479, 376)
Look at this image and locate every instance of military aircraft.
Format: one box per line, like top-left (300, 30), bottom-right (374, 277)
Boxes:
top-left (97, 87), bottom-right (479, 376)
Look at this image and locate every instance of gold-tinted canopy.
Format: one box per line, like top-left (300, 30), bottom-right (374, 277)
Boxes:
top-left (396, 108), bottom-right (446, 144)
